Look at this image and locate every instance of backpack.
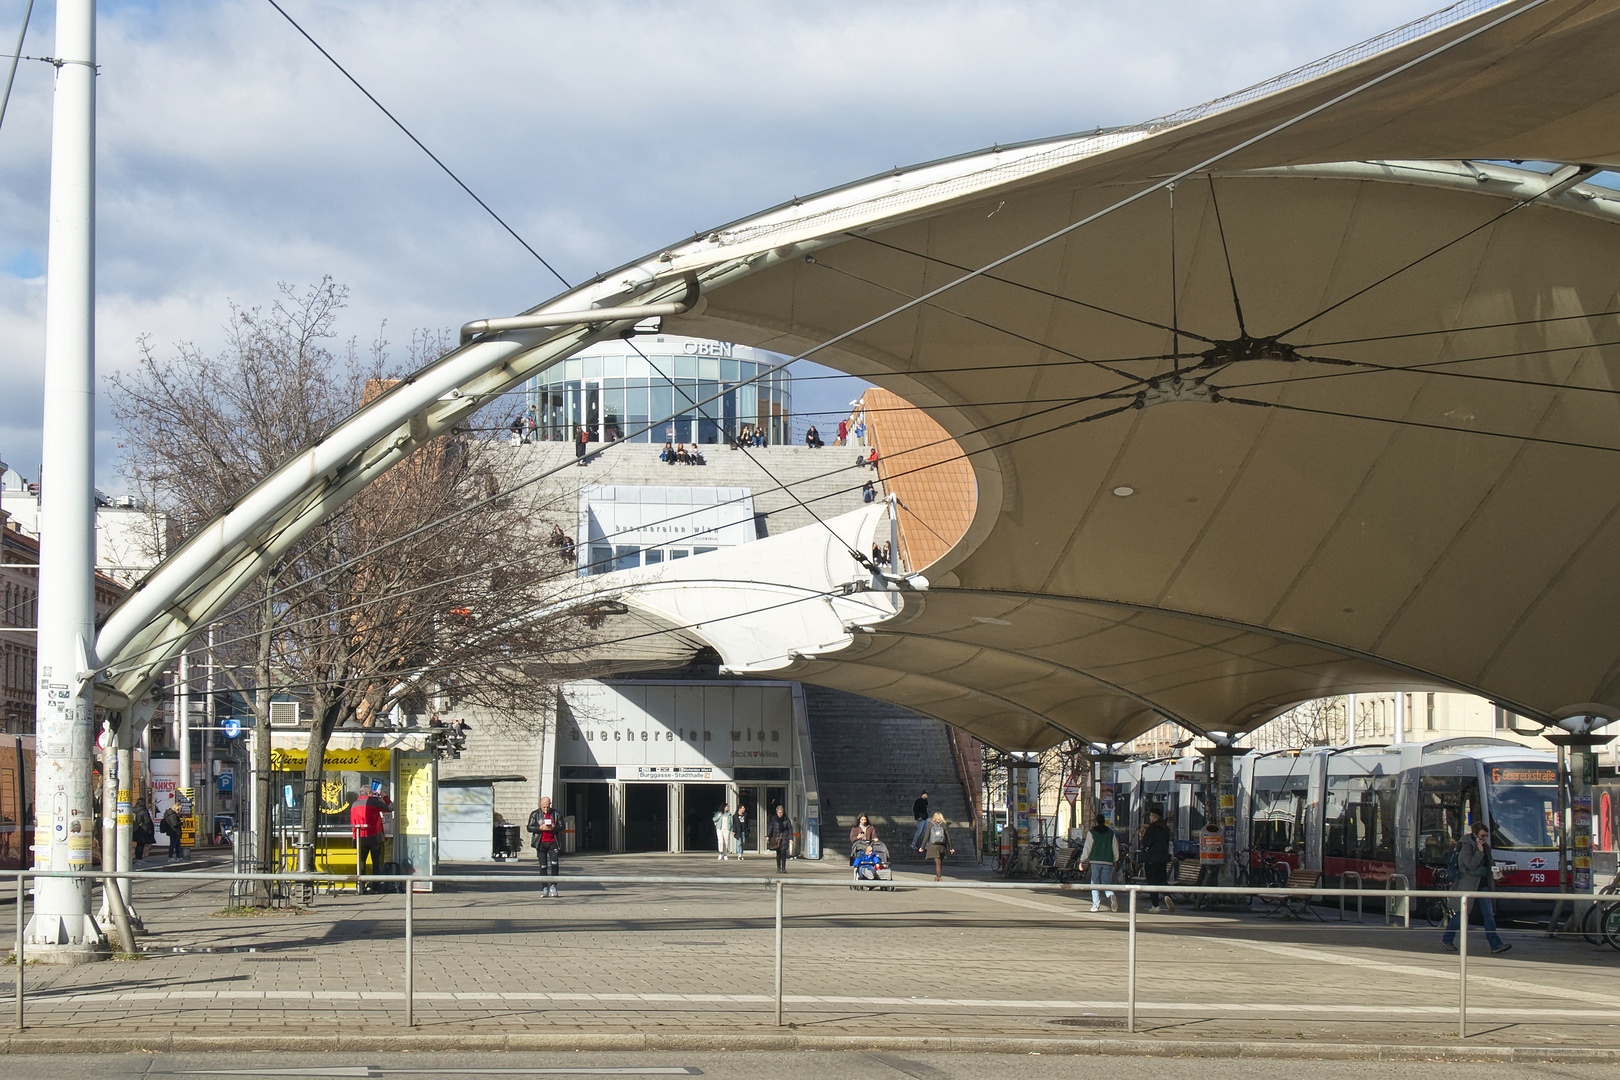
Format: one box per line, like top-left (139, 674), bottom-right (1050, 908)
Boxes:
top-left (928, 822), bottom-right (946, 845)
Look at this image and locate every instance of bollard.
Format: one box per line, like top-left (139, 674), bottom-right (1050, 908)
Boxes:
top-left (774, 880), bottom-right (784, 1026)
top-left (1340, 871), bottom-right (1363, 922)
top-left (13, 871), bottom-right (22, 1032)
top-left (1457, 895), bottom-right (1469, 1039)
top-left (1386, 874), bottom-right (1411, 928)
top-left (1126, 887), bottom-right (1138, 1034)
top-left (404, 881), bottom-right (415, 1028)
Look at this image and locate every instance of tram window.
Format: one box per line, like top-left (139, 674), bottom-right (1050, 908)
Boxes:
top-left (1251, 778), bottom-right (1308, 853)
top-left (1486, 763), bottom-right (1559, 852)
top-left (1417, 774), bottom-right (1482, 864)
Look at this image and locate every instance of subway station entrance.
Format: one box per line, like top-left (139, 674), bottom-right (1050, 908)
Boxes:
top-left (551, 680), bottom-right (816, 857)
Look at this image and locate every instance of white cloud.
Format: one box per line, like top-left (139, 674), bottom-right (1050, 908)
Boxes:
top-left (0, 0), bottom-right (1449, 487)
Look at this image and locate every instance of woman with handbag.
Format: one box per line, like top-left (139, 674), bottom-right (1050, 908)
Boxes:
top-left (767, 805), bottom-right (793, 872)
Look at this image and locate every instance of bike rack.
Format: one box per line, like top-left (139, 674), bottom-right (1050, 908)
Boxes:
top-left (1385, 873), bottom-right (1410, 928)
top-left (1340, 870), bottom-right (1364, 922)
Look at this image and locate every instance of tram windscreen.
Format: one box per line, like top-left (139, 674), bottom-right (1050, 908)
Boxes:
top-left (1486, 762), bottom-right (1558, 852)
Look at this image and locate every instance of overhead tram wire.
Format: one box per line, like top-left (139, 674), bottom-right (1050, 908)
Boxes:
top-left (0, 0), bottom-right (33, 137)
top-left (1217, 394), bottom-right (1620, 456)
top-left (103, 372), bottom-right (1155, 677)
top-left (263, 0), bottom-right (569, 290)
top-left (1212, 337), bottom-right (1620, 394)
top-left (619, 335), bottom-right (876, 570)
top-left (1304, 309), bottom-right (1620, 349)
top-left (140, 317), bottom-right (1620, 678)
top-left (134, 0), bottom-right (1553, 661)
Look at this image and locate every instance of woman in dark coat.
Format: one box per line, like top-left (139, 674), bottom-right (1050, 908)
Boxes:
top-left (767, 805), bottom-right (793, 872)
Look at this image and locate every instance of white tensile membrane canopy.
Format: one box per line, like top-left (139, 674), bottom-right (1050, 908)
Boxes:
top-left (95, 0), bottom-right (1620, 751)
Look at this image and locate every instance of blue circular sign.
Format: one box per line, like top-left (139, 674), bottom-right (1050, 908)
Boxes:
top-left (222, 717), bottom-right (241, 739)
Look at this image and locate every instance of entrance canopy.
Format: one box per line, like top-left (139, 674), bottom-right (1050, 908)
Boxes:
top-left (97, 0), bottom-right (1620, 751)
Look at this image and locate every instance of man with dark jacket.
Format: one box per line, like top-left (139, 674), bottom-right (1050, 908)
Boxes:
top-left (1442, 821), bottom-right (1510, 953)
top-left (1140, 808), bottom-right (1174, 913)
top-left (910, 792), bottom-right (930, 856)
top-left (528, 796), bottom-right (562, 897)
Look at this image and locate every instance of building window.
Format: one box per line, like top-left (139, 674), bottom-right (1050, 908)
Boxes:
top-left (1493, 706), bottom-right (1507, 730)
top-left (1426, 693), bottom-right (1436, 731)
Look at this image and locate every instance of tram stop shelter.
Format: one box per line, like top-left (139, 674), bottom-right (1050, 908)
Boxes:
top-left (93, 0), bottom-right (1620, 788)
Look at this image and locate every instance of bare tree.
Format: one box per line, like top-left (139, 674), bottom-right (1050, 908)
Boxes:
top-left (109, 279), bottom-right (597, 900)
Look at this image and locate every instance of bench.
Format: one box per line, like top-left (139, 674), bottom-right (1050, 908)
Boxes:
top-left (1254, 868), bottom-right (1325, 921)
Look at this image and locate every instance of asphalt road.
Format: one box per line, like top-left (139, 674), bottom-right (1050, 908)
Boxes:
top-left (3, 1054), bottom-right (1616, 1080)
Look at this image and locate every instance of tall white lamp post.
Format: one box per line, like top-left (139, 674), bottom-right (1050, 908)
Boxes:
top-left (27, 0), bottom-right (102, 961)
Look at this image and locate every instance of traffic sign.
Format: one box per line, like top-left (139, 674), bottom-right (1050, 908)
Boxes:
top-left (222, 717), bottom-right (241, 739)
top-left (1062, 775), bottom-right (1081, 804)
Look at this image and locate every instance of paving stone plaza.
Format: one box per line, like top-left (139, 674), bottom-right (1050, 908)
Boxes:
top-left (5, 853), bottom-right (1616, 1053)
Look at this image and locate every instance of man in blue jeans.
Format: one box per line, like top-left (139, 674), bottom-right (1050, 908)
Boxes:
top-left (1442, 821), bottom-right (1511, 954)
top-left (910, 792), bottom-right (930, 856)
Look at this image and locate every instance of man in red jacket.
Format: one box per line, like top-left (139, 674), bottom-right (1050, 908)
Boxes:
top-left (350, 785), bottom-right (393, 894)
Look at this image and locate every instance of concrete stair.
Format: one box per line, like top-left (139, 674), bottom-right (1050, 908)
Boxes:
top-left (802, 685), bottom-right (976, 865)
top-left (512, 441), bottom-right (871, 536)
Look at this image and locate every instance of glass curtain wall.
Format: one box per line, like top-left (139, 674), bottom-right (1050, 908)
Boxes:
top-left (523, 338), bottom-right (792, 446)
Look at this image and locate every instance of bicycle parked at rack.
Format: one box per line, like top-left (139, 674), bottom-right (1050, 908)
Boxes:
top-left (1422, 865), bottom-right (1458, 928)
top-left (1576, 872), bottom-right (1620, 949)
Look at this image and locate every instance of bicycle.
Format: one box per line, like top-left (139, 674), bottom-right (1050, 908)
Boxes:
top-left (1422, 866), bottom-right (1458, 928)
top-left (1576, 873), bottom-right (1620, 948)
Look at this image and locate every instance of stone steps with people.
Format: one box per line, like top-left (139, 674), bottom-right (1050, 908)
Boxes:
top-left (803, 685), bottom-right (975, 865)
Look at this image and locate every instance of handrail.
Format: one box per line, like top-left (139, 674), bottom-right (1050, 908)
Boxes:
top-left (1340, 870), bottom-right (1364, 922)
top-left (6, 868), bottom-right (1579, 1039)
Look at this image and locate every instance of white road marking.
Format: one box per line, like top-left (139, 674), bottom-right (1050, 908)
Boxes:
top-left (9, 988), bottom-right (1614, 1020)
top-left (965, 885), bottom-right (1620, 1008)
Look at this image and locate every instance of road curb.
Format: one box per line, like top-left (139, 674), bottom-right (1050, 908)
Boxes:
top-left (1, 1031), bottom-right (1618, 1062)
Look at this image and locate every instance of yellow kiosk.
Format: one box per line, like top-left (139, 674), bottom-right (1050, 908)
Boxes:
top-left (268, 735), bottom-right (438, 889)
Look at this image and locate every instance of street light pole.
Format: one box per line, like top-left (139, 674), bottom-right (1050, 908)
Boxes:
top-left (26, 0), bottom-right (102, 961)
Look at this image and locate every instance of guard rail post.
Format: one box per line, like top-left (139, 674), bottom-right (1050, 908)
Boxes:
top-left (1385, 874), bottom-right (1410, 928)
top-left (404, 878), bottom-right (415, 1028)
top-left (1126, 886), bottom-right (1138, 1033)
top-left (1457, 894), bottom-right (1469, 1038)
top-left (13, 870), bottom-right (22, 1031)
top-left (774, 880), bottom-right (784, 1026)
top-left (1340, 871), bottom-right (1363, 922)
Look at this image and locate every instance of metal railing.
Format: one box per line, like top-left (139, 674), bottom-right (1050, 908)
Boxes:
top-left (1, 868), bottom-right (1594, 1041)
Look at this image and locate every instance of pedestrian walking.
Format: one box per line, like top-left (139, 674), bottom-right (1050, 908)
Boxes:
top-left (131, 800), bottom-right (154, 862)
top-left (712, 803), bottom-right (733, 860)
top-left (909, 791), bottom-right (930, 854)
top-left (528, 795), bottom-right (563, 897)
top-left (349, 783), bottom-right (393, 893)
top-left (1442, 821), bottom-right (1511, 953)
top-left (923, 812), bottom-right (954, 881)
top-left (1140, 807), bottom-right (1174, 913)
top-left (575, 424), bottom-right (589, 464)
top-left (768, 805), bottom-right (793, 872)
top-left (1080, 814), bottom-right (1119, 912)
top-left (160, 803), bottom-right (183, 861)
top-left (732, 804), bottom-right (749, 859)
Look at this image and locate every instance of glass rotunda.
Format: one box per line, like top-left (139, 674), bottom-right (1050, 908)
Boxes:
top-left (522, 335), bottom-right (793, 447)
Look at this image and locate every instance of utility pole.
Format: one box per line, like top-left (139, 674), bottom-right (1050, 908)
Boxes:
top-left (26, 0), bottom-right (102, 961)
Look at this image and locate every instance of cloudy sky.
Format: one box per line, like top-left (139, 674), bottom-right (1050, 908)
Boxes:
top-left (0, 0), bottom-right (1450, 491)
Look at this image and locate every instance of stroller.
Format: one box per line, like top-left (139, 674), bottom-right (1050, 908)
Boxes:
top-left (850, 839), bottom-right (894, 891)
